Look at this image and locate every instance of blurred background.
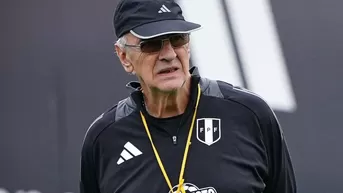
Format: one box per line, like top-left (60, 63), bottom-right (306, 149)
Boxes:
top-left (1, 0), bottom-right (342, 192)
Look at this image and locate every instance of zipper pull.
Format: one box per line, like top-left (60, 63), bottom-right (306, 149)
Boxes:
top-left (172, 136), bottom-right (177, 145)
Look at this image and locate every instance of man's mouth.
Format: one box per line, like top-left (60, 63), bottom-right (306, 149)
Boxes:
top-left (158, 67), bottom-right (179, 74)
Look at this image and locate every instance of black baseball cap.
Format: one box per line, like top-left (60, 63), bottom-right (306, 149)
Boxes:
top-left (113, 0), bottom-right (202, 39)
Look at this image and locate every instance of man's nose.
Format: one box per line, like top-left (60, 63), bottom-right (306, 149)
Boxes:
top-left (158, 40), bottom-right (177, 61)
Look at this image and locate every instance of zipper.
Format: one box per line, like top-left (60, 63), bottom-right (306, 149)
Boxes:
top-left (172, 99), bottom-right (195, 146)
top-left (169, 86), bottom-right (198, 146)
top-left (172, 135), bottom-right (177, 145)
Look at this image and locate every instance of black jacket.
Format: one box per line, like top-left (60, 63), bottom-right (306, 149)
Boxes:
top-left (80, 68), bottom-right (297, 193)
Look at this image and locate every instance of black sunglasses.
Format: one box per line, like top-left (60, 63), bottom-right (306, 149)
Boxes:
top-left (124, 33), bottom-right (190, 53)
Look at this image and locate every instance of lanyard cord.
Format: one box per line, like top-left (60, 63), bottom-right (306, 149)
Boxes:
top-left (139, 84), bottom-right (202, 193)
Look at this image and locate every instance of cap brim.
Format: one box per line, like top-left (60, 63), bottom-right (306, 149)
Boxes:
top-left (130, 20), bottom-right (202, 39)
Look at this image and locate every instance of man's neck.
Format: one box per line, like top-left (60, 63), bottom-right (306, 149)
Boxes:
top-left (143, 78), bottom-right (191, 118)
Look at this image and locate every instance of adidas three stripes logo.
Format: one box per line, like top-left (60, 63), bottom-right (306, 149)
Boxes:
top-left (117, 142), bottom-right (143, 165)
top-left (158, 4), bottom-right (171, 13)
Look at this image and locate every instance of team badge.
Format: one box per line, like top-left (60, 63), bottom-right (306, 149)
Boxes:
top-left (196, 118), bottom-right (221, 146)
top-left (169, 183), bottom-right (217, 193)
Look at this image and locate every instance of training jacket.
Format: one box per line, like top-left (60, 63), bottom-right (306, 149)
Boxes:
top-left (80, 67), bottom-right (297, 193)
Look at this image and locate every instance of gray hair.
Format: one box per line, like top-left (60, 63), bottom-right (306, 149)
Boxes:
top-left (115, 35), bottom-right (128, 50)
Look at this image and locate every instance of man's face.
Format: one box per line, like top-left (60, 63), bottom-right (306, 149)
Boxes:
top-left (117, 33), bottom-right (191, 93)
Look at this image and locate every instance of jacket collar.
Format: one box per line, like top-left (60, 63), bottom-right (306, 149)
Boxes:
top-left (114, 66), bottom-right (225, 122)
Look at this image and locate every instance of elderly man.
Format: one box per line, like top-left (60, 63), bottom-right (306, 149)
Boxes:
top-left (80, 0), bottom-right (297, 193)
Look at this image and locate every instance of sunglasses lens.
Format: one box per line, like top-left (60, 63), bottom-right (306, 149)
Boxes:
top-left (140, 34), bottom-right (190, 53)
top-left (170, 34), bottom-right (190, 47)
top-left (140, 40), bottom-right (162, 53)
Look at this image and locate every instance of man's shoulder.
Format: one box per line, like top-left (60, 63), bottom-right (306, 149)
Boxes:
top-left (200, 77), bottom-right (275, 119)
top-left (82, 104), bottom-right (118, 148)
top-left (81, 95), bottom-right (138, 147)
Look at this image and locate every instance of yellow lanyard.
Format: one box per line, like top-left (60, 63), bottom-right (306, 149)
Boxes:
top-left (139, 84), bottom-right (201, 193)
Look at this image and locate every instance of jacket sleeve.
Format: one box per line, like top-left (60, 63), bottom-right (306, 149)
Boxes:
top-left (261, 107), bottom-right (297, 193)
top-left (80, 113), bottom-right (106, 193)
top-left (80, 134), bottom-right (101, 193)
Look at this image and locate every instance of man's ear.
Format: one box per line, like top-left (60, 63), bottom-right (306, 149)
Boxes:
top-left (186, 44), bottom-right (191, 58)
top-left (115, 44), bottom-right (134, 73)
